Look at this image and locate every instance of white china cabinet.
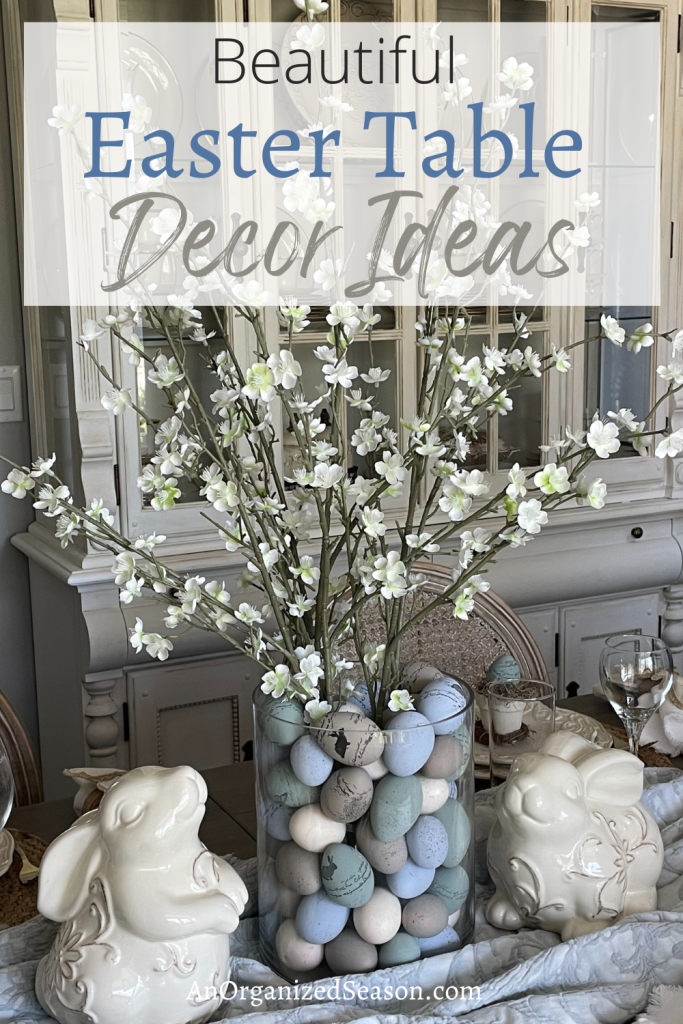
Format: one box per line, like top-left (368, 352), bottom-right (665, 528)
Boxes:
top-left (4, 0), bottom-right (682, 796)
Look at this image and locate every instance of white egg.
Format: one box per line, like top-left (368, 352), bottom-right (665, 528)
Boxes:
top-left (364, 756), bottom-right (389, 781)
top-left (417, 775), bottom-right (450, 814)
top-left (353, 886), bottom-right (402, 944)
top-left (289, 803), bottom-right (347, 852)
top-left (448, 909), bottom-right (461, 928)
top-left (275, 918), bottom-right (324, 971)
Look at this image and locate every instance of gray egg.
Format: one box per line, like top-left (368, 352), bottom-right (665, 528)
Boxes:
top-left (264, 698), bottom-right (305, 746)
top-left (378, 930), bottom-right (421, 968)
top-left (296, 890), bottom-right (349, 944)
top-left (382, 711), bottom-right (435, 776)
top-left (321, 767), bottom-right (374, 823)
top-left (421, 736), bottom-right (464, 779)
top-left (370, 773), bottom-right (423, 842)
top-left (416, 682), bottom-right (469, 735)
top-left (315, 711), bottom-right (384, 767)
top-left (385, 857), bottom-right (435, 899)
top-left (276, 841), bottom-right (322, 895)
top-left (325, 928), bottom-right (378, 974)
top-left (428, 864), bottom-right (470, 913)
top-left (486, 654), bottom-right (521, 683)
top-left (321, 843), bottom-right (375, 908)
top-left (266, 761), bottom-right (319, 808)
top-left (290, 734), bottom-right (334, 786)
top-left (432, 798), bottom-right (471, 867)
top-left (356, 814), bottom-right (408, 874)
top-left (406, 815), bottom-right (449, 869)
top-left (263, 800), bottom-right (295, 840)
top-left (402, 894), bottom-right (449, 938)
top-left (417, 924), bottom-right (460, 954)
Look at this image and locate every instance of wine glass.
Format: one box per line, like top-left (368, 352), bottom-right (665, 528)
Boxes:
top-left (0, 736), bottom-right (14, 832)
top-left (599, 634), bottom-right (674, 759)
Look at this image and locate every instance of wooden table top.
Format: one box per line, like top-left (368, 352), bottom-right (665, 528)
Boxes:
top-left (8, 695), bottom-right (681, 855)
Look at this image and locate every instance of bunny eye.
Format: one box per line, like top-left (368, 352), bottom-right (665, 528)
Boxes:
top-left (118, 802), bottom-right (144, 827)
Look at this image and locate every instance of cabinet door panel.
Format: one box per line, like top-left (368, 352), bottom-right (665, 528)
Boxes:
top-left (518, 608), bottom-right (558, 690)
top-left (128, 655), bottom-right (261, 771)
top-left (561, 594), bottom-right (660, 698)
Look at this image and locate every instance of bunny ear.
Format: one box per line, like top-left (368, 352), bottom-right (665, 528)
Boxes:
top-left (37, 811), bottom-right (103, 922)
top-left (576, 749), bottom-right (644, 806)
top-left (540, 731), bottom-right (599, 763)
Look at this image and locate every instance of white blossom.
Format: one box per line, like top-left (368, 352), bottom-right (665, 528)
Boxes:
top-left (148, 355), bottom-right (185, 389)
top-left (323, 359), bottom-right (359, 388)
top-left (101, 388), bottom-right (132, 415)
top-left (517, 498), bottom-right (548, 535)
top-left (1, 468), bottom-right (35, 499)
top-left (33, 484), bottom-right (71, 516)
top-left (576, 477), bottom-right (607, 509)
top-left (586, 419), bottom-right (620, 459)
top-left (656, 429), bottom-right (683, 458)
top-left (304, 698), bottom-right (332, 722)
top-left (600, 315), bottom-right (625, 346)
top-left (534, 463), bottom-right (570, 495)
top-left (267, 350), bottom-right (302, 389)
top-left (361, 507), bottom-right (386, 538)
top-left (627, 323), bottom-right (654, 354)
top-left (388, 689), bottom-right (415, 712)
top-left (497, 57), bottom-right (534, 91)
top-left (242, 364), bottom-right (276, 403)
top-left (47, 103), bottom-right (83, 135)
top-left (121, 93), bottom-right (152, 133)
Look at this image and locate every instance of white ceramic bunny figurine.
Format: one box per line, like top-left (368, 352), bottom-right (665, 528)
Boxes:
top-left (35, 765), bottom-right (248, 1024)
top-left (486, 732), bottom-right (663, 941)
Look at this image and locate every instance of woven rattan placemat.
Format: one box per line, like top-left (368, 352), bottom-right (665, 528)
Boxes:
top-left (0, 830), bottom-right (47, 928)
top-left (602, 723), bottom-right (674, 768)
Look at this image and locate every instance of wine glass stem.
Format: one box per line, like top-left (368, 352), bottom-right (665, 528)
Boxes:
top-left (625, 718), bottom-right (646, 759)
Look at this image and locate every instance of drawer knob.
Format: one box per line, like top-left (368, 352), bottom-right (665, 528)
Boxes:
top-left (631, 527), bottom-right (644, 539)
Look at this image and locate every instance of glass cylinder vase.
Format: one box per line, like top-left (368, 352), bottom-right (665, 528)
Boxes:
top-left (253, 678), bottom-right (475, 980)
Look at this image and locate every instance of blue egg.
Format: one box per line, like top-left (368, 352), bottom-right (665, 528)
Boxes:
top-left (417, 925), bottom-right (460, 954)
top-left (346, 681), bottom-right (373, 716)
top-left (290, 734), bottom-right (334, 786)
top-left (263, 800), bottom-right (295, 841)
top-left (486, 654), bottom-right (521, 683)
top-left (382, 711), bottom-right (435, 776)
top-left (386, 857), bottom-right (435, 898)
top-left (295, 890), bottom-right (350, 944)
top-left (406, 815), bottom-right (449, 869)
top-left (416, 684), bottom-right (468, 736)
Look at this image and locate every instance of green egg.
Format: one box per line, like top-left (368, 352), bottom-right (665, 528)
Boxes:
top-left (370, 774), bottom-right (423, 843)
top-left (265, 761), bottom-right (319, 808)
top-left (427, 864), bottom-right (469, 914)
top-left (378, 930), bottom-right (421, 967)
top-left (320, 843), bottom-right (375, 908)
top-left (432, 798), bottom-right (471, 867)
top-left (264, 699), bottom-right (305, 746)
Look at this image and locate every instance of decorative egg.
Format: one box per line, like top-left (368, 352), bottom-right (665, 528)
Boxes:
top-left (420, 736), bottom-right (464, 779)
top-left (448, 721), bottom-right (471, 782)
top-left (289, 804), bottom-right (347, 852)
top-left (428, 864), bottom-right (470, 914)
top-left (382, 711), bottom-right (435, 776)
top-left (352, 887), bottom-right (401, 944)
top-left (264, 698), bottom-right (305, 746)
top-left (416, 682), bottom-right (468, 735)
top-left (417, 775), bottom-right (450, 814)
top-left (274, 888), bottom-right (302, 918)
top-left (315, 711), bottom-right (384, 767)
top-left (401, 662), bottom-right (445, 691)
top-left (321, 767), bottom-right (374, 823)
top-left (266, 762), bottom-right (319, 808)
top-left (401, 894), bottom-right (449, 938)
top-left (290, 734), bottom-right (334, 787)
top-left (370, 774), bottom-right (423, 842)
top-left (275, 919), bottom-right (324, 971)
top-left (448, 909), bottom-right (461, 928)
top-left (263, 800), bottom-right (295, 841)
top-left (377, 930), bottom-right (421, 967)
top-left (295, 890), bottom-right (350, 944)
top-left (486, 654), bottom-right (521, 683)
top-left (356, 815), bottom-right (408, 874)
top-left (275, 841), bottom-right (321, 895)
top-left (325, 928), bottom-right (378, 974)
top-left (386, 857), bottom-right (435, 899)
top-left (417, 925), bottom-right (460, 954)
top-left (448, 781), bottom-right (458, 800)
top-left (338, 702), bottom-right (365, 714)
top-left (406, 815), bottom-right (449, 869)
top-left (320, 843), bottom-right (375, 908)
top-left (364, 756), bottom-right (389, 781)
top-left (432, 799), bottom-right (471, 867)
top-left (345, 681), bottom-right (373, 716)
